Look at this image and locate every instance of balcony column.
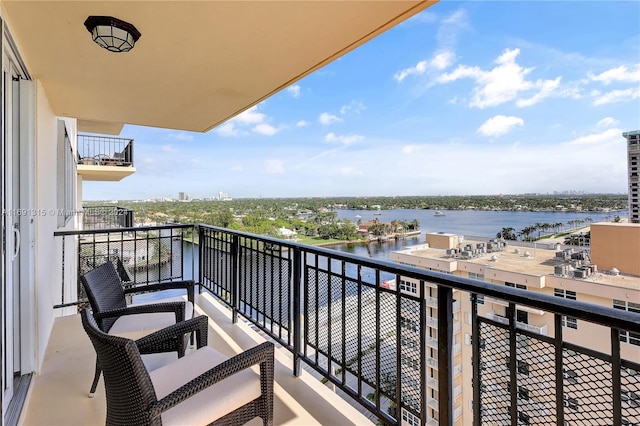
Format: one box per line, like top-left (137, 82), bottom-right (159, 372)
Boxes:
top-left (231, 234), bottom-right (240, 323)
top-left (437, 285), bottom-right (454, 426)
top-left (293, 247), bottom-right (303, 377)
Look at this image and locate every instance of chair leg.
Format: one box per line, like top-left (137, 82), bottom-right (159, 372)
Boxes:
top-left (89, 360), bottom-right (101, 398)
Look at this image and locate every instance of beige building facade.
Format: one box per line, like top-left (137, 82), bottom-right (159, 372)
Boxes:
top-left (391, 224), bottom-right (640, 425)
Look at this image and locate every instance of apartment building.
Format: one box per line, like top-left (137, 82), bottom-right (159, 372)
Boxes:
top-left (624, 130), bottom-right (640, 224)
top-left (390, 225), bottom-right (640, 425)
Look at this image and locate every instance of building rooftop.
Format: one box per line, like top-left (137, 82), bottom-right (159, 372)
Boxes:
top-left (395, 238), bottom-right (640, 291)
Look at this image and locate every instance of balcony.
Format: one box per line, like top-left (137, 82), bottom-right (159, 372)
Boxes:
top-left (76, 134), bottom-right (135, 181)
top-left (46, 224), bottom-right (640, 425)
top-left (82, 205), bottom-right (134, 230)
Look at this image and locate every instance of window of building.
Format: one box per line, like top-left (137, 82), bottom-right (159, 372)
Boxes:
top-left (622, 389), bottom-right (639, 407)
top-left (401, 336), bottom-right (418, 349)
top-left (517, 386), bottom-right (530, 400)
top-left (563, 395), bottom-right (579, 410)
top-left (469, 272), bottom-right (484, 281)
top-left (555, 289), bottom-right (578, 329)
top-left (401, 316), bottom-right (418, 332)
top-left (402, 410), bottom-right (420, 426)
top-left (562, 369), bottom-right (578, 385)
top-left (517, 411), bottom-right (530, 425)
top-left (505, 357), bottom-right (530, 376)
top-left (614, 300), bottom-right (640, 346)
top-left (506, 282), bottom-right (527, 290)
top-left (400, 280), bottom-right (417, 294)
top-left (516, 334), bottom-right (530, 349)
top-left (401, 354), bottom-right (419, 371)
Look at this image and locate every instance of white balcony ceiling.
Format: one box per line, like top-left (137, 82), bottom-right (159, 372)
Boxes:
top-left (2, 1), bottom-right (437, 134)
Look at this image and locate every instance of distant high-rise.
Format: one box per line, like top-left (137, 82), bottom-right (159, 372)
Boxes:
top-left (178, 191), bottom-right (192, 202)
top-left (623, 130), bottom-right (640, 223)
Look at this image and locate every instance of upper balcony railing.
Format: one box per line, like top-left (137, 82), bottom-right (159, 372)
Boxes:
top-left (77, 134), bottom-right (134, 167)
top-left (82, 206), bottom-right (134, 230)
top-left (53, 224), bottom-right (640, 426)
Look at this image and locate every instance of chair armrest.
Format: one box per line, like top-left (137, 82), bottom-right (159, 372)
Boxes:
top-left (135, 315), bottom-right (208, 353)
top-left (124, 280), bottom-right (196, 303)
top-left (94, 301), bottom-right (186, 324)
top-left (148, 341), bottom-right (274, 420)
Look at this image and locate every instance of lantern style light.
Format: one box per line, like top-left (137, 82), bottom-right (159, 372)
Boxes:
top-left (84, 16), bottom-right (141, 53)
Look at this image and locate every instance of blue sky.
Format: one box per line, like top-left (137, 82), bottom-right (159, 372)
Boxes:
top-left (84, 1), bottom-right (640, 201)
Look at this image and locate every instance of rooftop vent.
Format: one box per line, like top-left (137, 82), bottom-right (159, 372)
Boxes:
top-left (523, 251), bottom-right (531, 258)
top-left (514, 248), bottom-right (521, 254)
top-left (491, 255), bottom-right (498, 262)
top-left (611, 267), bottom-right (620, 276)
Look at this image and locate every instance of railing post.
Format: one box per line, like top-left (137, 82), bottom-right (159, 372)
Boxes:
top-left (231, 234), bottom-right (240, 324)
top-left (507, 303), bottom-right (517, 426)
top-left (471, 294), bottom-right (481, 426)
top-left (292, 247), bottom-right (303, 377)
top-left (437, 285), bottom-right (454, 426)
top-left (611, 327), bottom-right (622, 426)
top-left (554, 314), bottom-right (564, 426)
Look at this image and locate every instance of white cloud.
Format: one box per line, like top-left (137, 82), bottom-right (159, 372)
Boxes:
top-left (593, 87), bottom-right (640, 105)
top-left (295, 120), bottom-right (310, 127)
top-left (215, 122), bottom-right (242, 137)
top-left (234, 106), bottom-right (266, 124)
top-left (597, 117), bottom-right (619, 128)
top-left (253, 123), bottom-right (279, 136)
top-left (588, 64), bottom-right (640, 85)
top-left (216, 104), bottom-right (281, 136)
top-left (319, 112), bottom-right (343, 125)
top-left (161, 144), bottom-right (176, 152)
top-left (563, 128), bottom-right (622, 146)
top-left (264, 159), bottom-right (285, 175)
top-left (401, 145), bottom-right (422, 154)
top-left (167, 132), bottom-right (194, 141)
top-left (516, 77), bottom-right (561, 107)
top-left (287, 84), bottom-right (301, 97)
top-left (340, 101), bottom-right (366, 115)
top-left (394, 51), bottom-right (455, 82)
top-left (477, 115), bottom-right (524, 137)
top-left (438, 48), bottom-right (562, 109)
top-left (325, 133), bottom-right (364, 145)
top-left (335, 166), bottom-right (363, 176)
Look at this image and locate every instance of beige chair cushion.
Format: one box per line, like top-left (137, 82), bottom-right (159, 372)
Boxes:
top-left (150, 346), bottom-right (262, 426)
top-left (108, 298), bottom-right (194, 341)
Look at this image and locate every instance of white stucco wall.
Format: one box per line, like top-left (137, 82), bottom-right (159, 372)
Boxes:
top-left (33, 80), bottom-right (78, 370)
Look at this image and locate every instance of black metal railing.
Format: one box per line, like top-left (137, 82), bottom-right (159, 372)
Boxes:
top-left (77, 134), bottom-right (134, 167)
top-left (82, 206), bottom-right (134, 230)
top-left (53, 224), bottom-right (196, 309)
top-left (54, 223), bottom-right (640, 425)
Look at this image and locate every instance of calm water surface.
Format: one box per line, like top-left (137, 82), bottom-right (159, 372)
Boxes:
top-left (332, 208), bottom-right (622, 261)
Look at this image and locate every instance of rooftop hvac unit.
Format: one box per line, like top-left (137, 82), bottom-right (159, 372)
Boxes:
top-left (462, 250), bottom-right (472, 258)
top-left (446, 249), bottom-right (454, 257)
top-left (571, 252), bottom-right (586, 260)
top-left (555, 265), bottom-right (568, 276)
top-left (573, 269), bottom-right (587, 279)
top-left (465, 244), bottom-right (472, 251)
top-left (556, 251), bottom-right (568, 259)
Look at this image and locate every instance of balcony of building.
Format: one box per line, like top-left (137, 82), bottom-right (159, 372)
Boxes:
top-left (36, 224), bottom-right (640, 426)
top-left (82, 205), bottom-right (134, 230)
top-left (76, 134), bottom-right (135, 181)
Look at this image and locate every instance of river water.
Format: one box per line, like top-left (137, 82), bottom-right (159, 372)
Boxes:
top-left (331, 208), bottom-right (623, 261)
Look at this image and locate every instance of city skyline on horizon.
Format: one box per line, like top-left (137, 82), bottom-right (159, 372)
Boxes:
top-left (83, 1), bottom-right (640, 201)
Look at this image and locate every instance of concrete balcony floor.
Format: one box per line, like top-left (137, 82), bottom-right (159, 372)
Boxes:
top-left (20, 292), bottom-right (373, 425)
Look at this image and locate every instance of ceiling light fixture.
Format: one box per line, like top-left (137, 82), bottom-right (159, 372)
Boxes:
top-left (84, 16), bottom-right (141, 53)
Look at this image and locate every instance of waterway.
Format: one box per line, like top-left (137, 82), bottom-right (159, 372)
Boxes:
top-left (147, 209), bottom-right (622, 290)
top-left (331, 208), bottom-right (623, 261)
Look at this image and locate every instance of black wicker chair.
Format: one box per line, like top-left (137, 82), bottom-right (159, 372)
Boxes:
top-left (81, 260), bottom-right (196, 397)
top-left (81, 309), bottom-right (274, 426)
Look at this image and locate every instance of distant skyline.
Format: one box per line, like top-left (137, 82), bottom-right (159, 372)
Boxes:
top-left (84, 1), bottom-right (640, 201)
